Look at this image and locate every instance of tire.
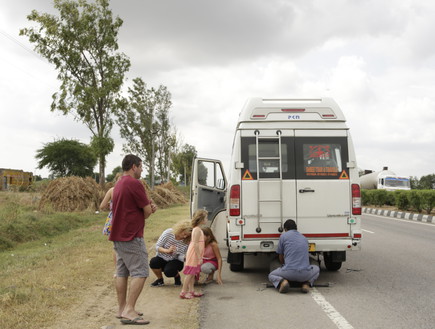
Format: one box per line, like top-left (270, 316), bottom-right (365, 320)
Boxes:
top-left (228, 251), bottom-right (244, 272)
top-left (323, 253), bottom-right (342, 271)
top-left (324, 260), bottom-right (342, 271)
top-left (230, 262), bottom-right (244, 272)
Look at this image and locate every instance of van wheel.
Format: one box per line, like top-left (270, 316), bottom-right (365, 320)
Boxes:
top-left (228, 251), bottom-right (244, 272)
top-left (323, 253), bottom-right (342, 271)
top-left (230, 262), bottom-right (244, 272)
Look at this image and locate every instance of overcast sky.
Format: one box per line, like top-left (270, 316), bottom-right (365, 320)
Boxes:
top-left (1, 0), bottom-right (434, 180)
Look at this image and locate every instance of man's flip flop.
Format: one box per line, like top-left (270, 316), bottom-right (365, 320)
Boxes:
top-left (116, 312), bottom-right (143, 319)
top-left (120, 317), bottom-right (150, 325)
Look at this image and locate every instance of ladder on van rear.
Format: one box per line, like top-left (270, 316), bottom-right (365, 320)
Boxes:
top-left (255, 130), bottom-right (284, 233)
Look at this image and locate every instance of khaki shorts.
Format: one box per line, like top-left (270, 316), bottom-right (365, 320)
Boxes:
top-left (114, 238), bottom-right (149, 278)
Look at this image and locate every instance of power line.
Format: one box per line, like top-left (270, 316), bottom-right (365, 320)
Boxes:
top-left (0, 29), bottom-right (46, 63)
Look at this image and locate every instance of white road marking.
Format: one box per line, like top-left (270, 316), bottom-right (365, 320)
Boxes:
top-left (365, 213), bottom-right (435, 227)
top-left (311, 287), bottom-right (354, 329)
top-left (362, 229), bottom-right (374, 234)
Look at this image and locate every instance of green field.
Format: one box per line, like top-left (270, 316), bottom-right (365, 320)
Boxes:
top-left (0, 191), bottom-right (190, 329)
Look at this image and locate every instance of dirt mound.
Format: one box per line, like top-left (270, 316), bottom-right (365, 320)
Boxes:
top-left (39, 177), bottom-right (101, 212)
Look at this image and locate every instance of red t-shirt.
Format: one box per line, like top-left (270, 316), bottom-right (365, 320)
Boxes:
top-left (109, 175), bottom-right (150, 241)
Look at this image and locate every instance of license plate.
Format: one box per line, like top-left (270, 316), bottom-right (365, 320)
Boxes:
top-left (309, 243), bottom-right (316, 252)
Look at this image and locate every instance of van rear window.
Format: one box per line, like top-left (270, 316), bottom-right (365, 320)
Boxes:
top-left (241, 136), bottom-right (349, 180)
top-left (295, 137), bottom-right (349, 180)
top-left (241, 137), bottom-right (295, 179)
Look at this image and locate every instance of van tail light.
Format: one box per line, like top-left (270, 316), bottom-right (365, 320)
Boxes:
top-left (352, 184), bottom-right (361, 215)
top-left (229, 184), bottom-right (240, 216)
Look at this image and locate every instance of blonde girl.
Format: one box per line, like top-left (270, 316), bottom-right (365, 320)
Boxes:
top-left (180, 209), bottom-right (208, 299)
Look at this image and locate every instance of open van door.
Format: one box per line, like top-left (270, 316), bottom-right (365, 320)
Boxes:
top-left (190, 158), bottom-right (227, 223)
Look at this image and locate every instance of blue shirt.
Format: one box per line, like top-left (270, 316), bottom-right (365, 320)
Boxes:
top-left (276, 230), bottom-right (310, 270)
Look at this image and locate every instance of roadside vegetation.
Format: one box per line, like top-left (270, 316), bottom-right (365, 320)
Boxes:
top-left (0, 190), bottom-right (193, 329)
top-left (362, 189), bottom-right (435, 214)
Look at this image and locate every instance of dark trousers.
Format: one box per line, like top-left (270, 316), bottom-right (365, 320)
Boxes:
top-left (149, 256), bottom-right (184, 277)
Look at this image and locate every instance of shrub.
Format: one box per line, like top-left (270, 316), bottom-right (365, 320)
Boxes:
top-left (374, 190), bottom-right (388, 207)
top-left (395, 191), bottom-right (410, 211)
top-left (361, 190), bottom-right (370, 206)
top-left (361, 189), bottom-right (389, 207)
top-left (409, 191), bottom-right (422, 213)
top-left (385, 192), bottom-right (396, 206)
top-left (420, 190), bottom-right (435, 214)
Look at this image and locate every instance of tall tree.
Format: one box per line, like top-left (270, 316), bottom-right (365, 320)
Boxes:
top-left (20, 0), bottom-right (130, 187)
top-left (35, 138), bottom-right (97, 178)
top-left (155, 107), bottom-right (177, 183)
top-left (171, 143), bottom-right (197, 185)
top-left (115, 78), bottom-right (173, 188)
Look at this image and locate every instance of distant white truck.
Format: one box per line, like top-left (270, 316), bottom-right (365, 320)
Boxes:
top-left (191, 97), bottom-right (362, 272)
top-left (360, 167), bottom-right (411, 191)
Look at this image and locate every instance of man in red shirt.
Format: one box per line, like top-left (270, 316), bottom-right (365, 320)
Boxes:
top-left (109, 154), bottom-right (156, 325)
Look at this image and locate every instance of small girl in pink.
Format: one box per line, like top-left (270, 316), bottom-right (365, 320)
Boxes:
top-left (180, 209), bottom-right (208, 299)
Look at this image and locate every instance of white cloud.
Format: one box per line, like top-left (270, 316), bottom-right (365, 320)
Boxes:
top-left (1, 0), bottom-right (434, 180)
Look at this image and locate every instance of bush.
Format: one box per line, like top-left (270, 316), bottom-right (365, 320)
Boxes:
top-left (361, 189), bottom-right (435, 215)
top-left (409, 191), bottom-right (422, 213)
top-left (361, 190), bottom-right (370, 206)
top-left (385, 192), bottom-right (396, 206)
top-left (420, 190), bottom-right (435, 214)
top-left (395, 191), bottom-right (410, 211)
top-left (362, 190), bottom-right (377, 206)
top-left (361, 190), bottom-right (388, 207)
top-left (374, 190), bottom-right (388, 207)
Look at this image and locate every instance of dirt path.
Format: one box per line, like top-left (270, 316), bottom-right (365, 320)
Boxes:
top-left (44, 253), bottom-right (200, 329)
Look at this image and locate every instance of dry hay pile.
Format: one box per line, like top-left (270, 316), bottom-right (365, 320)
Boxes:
top-left (100, 179), bottom-right (188, 210)
top-left (39, 177), bottom-right (101, 212)
top-left (141, 181), bottom-right (188, 209)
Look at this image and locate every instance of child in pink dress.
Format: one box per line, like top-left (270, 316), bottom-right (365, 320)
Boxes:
top-left (180, 209), bottom-right (208, 299)
top-left (201, 227), bottom-right (223, 285)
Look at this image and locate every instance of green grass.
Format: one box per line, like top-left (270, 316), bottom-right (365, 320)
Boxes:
top-left (0, 202), bottom-right (191, 329)
top-left (0, 191), bottom-right (104, 251)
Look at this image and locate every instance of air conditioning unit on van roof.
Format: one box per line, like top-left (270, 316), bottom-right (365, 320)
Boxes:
top-left (238, 97), bottom-right (346, 122)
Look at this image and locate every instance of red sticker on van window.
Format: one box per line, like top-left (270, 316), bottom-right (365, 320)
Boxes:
top-left (308, 145), bottom-right (331, 158)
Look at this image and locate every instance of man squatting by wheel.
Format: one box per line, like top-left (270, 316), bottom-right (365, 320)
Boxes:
top-left (268, 219), bottom-right (320, 293)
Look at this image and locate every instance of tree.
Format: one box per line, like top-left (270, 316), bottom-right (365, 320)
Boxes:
top-left (418, 174), bottom-right (435, 190)
top-left (171, 144), bottom-right (197, 185)
top-left (35, 139), bottom-right (97, 178)
top-left (106, 166), bottom-right (122, 182)
top-left (155, 112), bottom-right (177, 183)
top-left (115, 78), bottom-right (174, 188)
top-left (20, 0), bottom-right (130, 187)
top-left (410, 176), bottom-right (419, 189)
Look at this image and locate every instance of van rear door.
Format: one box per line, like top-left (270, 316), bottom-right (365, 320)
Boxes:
top-left (294, 130), bottom-right (351, 236)
top-left (190, 158), bottom-right (227, 221)
top-left (239, 130), bottom-right (297, 238)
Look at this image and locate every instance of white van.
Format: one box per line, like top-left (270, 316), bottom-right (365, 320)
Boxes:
top-left (191, 98), bottom-right (362, 271)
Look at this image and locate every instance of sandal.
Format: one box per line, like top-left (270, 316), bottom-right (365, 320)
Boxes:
top-left (116, 311), bottom-right (143, 319)
top-left (179, 292), bottom-right (194, 299)
top-left (190, 291), bottom-right (204, 297)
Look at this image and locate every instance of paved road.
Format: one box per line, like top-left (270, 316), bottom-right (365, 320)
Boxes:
top-left (200, 214), bottom-right (435, 329)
